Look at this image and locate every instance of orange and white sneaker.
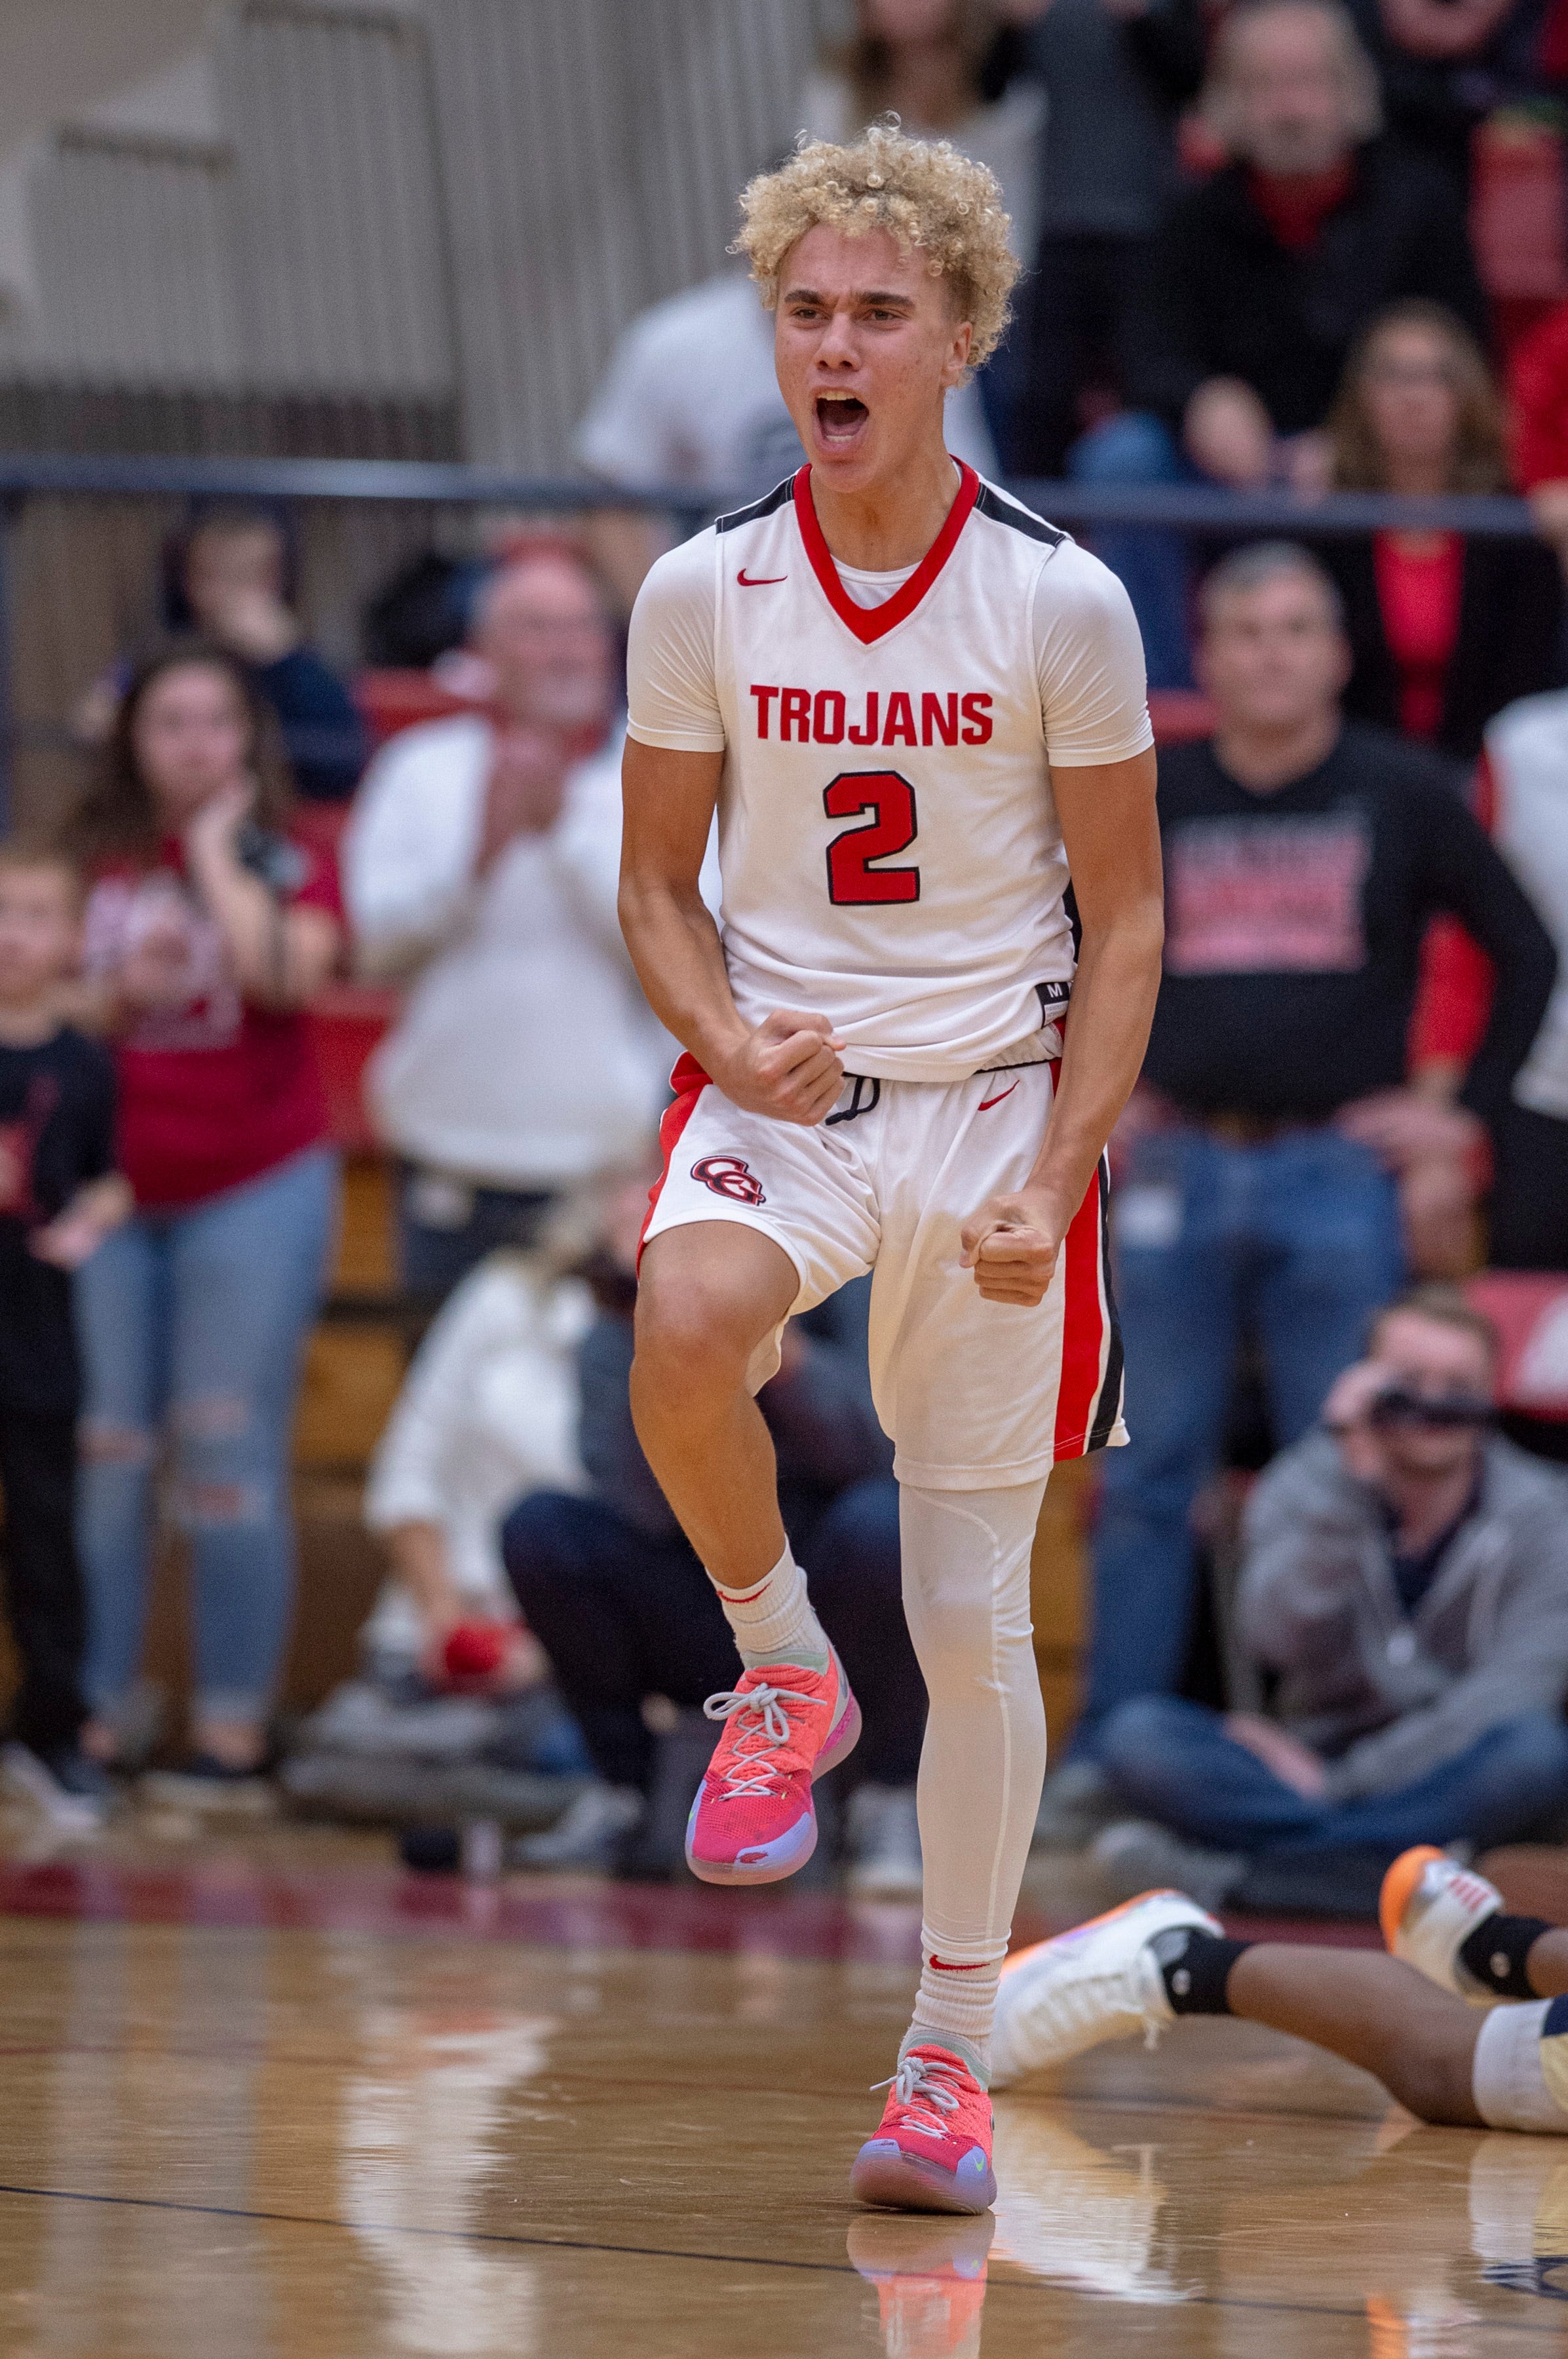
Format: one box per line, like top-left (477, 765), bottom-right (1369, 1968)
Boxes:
top-left (847, 2212), bottom-right (993, 2358)
top-left (990, 1889), bottom-right (1223, 2088)
top-left (851, 2043), bottom-right (996, 2215)
top-left (1380, 1845), bottom-right (1506, 2003)
top-left (684, 1650), bottom-right (860, 1885)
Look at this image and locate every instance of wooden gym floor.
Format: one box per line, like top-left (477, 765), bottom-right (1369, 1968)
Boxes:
top-left (1, 1818), bottom-right (1567, 2356)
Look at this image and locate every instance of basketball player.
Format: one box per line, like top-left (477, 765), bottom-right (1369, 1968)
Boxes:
top-left (991, 1850), bottom-right (1568, 2141)
top-left (618, 125), bottom-right (1161, 2213)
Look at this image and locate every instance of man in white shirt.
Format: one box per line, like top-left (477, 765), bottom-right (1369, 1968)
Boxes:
top-left (343, 551), bottom-right (670, 1305)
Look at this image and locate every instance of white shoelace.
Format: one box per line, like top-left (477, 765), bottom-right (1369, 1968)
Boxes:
top-left (702, 1682), bottom-right (818, 1799)
top-left (870, 2050), bottom-right (967, 2139)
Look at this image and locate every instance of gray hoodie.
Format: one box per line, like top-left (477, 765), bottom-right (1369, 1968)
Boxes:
top-left (1237, 1429), bottom-right (1568, 1801)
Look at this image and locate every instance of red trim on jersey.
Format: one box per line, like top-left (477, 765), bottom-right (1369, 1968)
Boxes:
top-left (792, 461), bottom-right (981, 646)
top-left (638, 1052), bottom-right (712, 1269)
top-left (1053, 1164), bottom-right (1107, 1462)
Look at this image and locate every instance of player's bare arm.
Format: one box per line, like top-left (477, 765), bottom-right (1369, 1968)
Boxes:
top-left (961, 744), bottom-right (1163, 1306)
top-left (618, 736), bottom-right (845, 1125)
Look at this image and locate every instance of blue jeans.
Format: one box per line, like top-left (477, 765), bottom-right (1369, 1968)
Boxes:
top-left (1067, 410), bottom-right (1197, 690)
top-left (75, 1145), bottom-right (339, 1723)
top-left (1075, 1124), bottom-right (1402, 1753)
top-left (1100, 1694), bottom-right (1568, 1862)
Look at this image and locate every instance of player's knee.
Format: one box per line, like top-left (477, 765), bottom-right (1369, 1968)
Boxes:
top-left (632, 1267), bottom-right (764, 1410)
top-left (1381, 2022), bottom-right (1479, 2127)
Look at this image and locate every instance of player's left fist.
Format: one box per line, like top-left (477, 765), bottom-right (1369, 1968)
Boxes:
top-left (960, 1190), bottom-right (1064, 1307)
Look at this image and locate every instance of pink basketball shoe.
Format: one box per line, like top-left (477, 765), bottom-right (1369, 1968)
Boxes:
top-left (851, 2044), bottom-right (997, 2215)
top-left (684, 1651), bottom-right (860, 1885)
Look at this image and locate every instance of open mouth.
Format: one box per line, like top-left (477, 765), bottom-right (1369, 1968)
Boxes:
top-left (814, 392), bottom-right (870, 448)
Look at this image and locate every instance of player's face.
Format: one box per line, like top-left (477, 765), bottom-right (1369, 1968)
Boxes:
top-left (773, 225), bottom-right (973, 492)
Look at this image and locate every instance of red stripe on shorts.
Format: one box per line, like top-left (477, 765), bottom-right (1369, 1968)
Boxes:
top-left (1052, 1162), bottom-right (1106, 1461)
top-left (637, 1052), bottom-right (712, 1270)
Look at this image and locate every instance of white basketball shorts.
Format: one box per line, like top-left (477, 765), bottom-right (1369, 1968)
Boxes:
top-left (640, 1053), bottom-right (1127, 1490)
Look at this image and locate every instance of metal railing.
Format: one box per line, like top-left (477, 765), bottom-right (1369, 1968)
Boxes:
top-left (0, 451), bottom-right (1546, 824)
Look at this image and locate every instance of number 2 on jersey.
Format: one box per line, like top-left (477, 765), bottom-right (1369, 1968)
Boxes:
top-left (824, 769), bottom-right (921, 906)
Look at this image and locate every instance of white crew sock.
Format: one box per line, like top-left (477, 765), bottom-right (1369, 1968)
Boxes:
top-left (1473, 1999), bottom-right (1568, 2132)
top-left (898, 1477), bottom-right (1050, 2082)
top-left (709, 1542), bottom-right (830, 1674)
top-left (904, 1962), bottom-right (1001, 2084)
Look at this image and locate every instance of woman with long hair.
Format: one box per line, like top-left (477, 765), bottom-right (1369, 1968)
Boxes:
top-left (801, 0), bottom-right (1046, 263)
top-left (1322, 299), bottom-right (1563, 760)
top-left (67, 642), bottom-right (343, 1805)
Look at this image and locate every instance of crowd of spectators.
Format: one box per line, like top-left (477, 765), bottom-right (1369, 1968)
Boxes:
top-left (4, 0), bottom-right (1568, 1918)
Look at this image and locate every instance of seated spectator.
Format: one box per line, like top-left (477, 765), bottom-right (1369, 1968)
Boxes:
top-left (360, 1245), bottom-right (591, 1683)
top-left (344, 550), bottom-right (670, 1311)
top-left (1075, 0), bottom-right (1487, 685)
top-left (283, 1242), bottom-right (596, 1805)
top-left (77, 507), bottom-right (369, 805)
top-left (1071, 543), bottom-right (1554, 1769)
top-left (503, 1202), bottom-right (925, 1895)
top-left (1090, 1286), bottom-right (1568, 1914)
top-left (1008, 0), bottom-right (1207, 477)
top-left (1322, 301), bottom-right (1564, 761)
top-left (66, 645), bottom-right (344, 1805)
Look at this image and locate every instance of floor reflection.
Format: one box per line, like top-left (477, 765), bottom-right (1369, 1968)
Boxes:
top-left (847, 2213), bottom-right (993, 2359)
top-left (339, 2003), bottom-right (556, 2356)
top-left (991, 2105), bottom-right (1193, 2305)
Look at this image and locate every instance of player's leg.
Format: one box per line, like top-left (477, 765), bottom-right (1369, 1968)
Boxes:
top-left (992, 1892), bottom-right (1568, 2136)
top-left (1177, 1928), bottom-right (1568, 2137)
top-left (851, 1067), bottom-right (1067, 2215)
top-left (632, 1092), bottom-right (879, 1887)
top-left (632, 1220), bottom-right (798, 1586)
top-left (848, 1476), bottom-right (1047, 2214)
top-left (1381, 1845), bottom-right (1568, 2003)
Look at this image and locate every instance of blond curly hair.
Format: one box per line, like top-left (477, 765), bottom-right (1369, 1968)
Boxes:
top-left (734, 122), bottom-right (1018, 367)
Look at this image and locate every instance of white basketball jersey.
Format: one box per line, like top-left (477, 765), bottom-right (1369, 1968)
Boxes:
top-left (629, 461), bottom-right (1151, 1084)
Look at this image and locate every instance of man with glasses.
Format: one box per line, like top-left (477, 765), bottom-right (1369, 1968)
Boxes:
top-left (1088, 1282), bottom-right (1568, 1913)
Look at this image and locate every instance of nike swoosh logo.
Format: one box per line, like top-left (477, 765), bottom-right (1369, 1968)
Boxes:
top-left (977, 1080), bottom-right (1020, 1112)
top-left (737, 569), bottom-right (787, 586)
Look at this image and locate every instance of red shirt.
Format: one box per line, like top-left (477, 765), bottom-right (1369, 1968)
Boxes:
top-left (84, 833), bottom-right (343, 1210)
top-left (1373, 531), bottom-right (1464, 742)
top-left (1246, 161), bottom-right (1354, 253)
top-left (1510, 296), bottom-right (1568, 488)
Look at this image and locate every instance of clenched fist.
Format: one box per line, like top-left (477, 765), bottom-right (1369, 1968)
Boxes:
top-left (714, 1008), bottom-right (845, 1126)
top-left (960, 1189), bottom-right (1065, 1306)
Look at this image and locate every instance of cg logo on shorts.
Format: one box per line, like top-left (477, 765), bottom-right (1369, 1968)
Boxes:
top-left (691, 1155), bottom-right (765, 1206)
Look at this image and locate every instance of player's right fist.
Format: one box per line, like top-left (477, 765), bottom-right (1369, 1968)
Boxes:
top-left (716, 1009), bottom-right (845, 1127)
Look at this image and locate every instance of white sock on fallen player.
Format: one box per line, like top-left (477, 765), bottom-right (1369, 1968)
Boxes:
top-left (1472, 1999), bottom-right (1568, 2131)
top-left (708, 1542), bottom-right (830, 1675)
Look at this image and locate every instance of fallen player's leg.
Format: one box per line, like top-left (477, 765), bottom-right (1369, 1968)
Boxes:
top-left (992, 1885), bottom-right (1568, 2136)
top-left (1382, 1845), bottom-right (1568, 2003)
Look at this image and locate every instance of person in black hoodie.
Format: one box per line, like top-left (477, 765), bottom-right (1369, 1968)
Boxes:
top-left (1319, 301), bottom-right (1563, 763)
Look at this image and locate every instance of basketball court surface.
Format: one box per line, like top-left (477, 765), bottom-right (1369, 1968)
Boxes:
top-left (1, 1817), bottom-right (1565, 2357)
